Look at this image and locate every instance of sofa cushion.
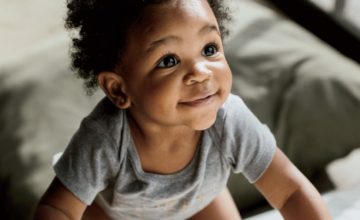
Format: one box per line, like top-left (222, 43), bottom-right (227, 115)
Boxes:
top-left (0, 37), bottom-right (103, 219)
top-left (225, 0), bottom-right (360, 213)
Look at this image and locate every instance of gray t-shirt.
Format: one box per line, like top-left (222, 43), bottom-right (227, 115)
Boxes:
top-left (54, 94), bottom-right (276, 220)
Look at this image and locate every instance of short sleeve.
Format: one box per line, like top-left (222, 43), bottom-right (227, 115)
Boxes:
top-left (54, 117), bottom-right (121, 205)
top-left (218, 94), bottom-right (277, 183)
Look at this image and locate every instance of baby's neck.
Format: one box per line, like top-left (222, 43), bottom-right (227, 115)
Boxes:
top-left (127, 114), bottom-right (203, 174)
top-left (128, 116), bottom-right (201, 151)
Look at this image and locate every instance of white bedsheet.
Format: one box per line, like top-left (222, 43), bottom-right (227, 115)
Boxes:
top-left (246, 187), bottom-right (360, 220)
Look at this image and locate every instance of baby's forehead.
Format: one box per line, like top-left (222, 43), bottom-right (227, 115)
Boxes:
top-left (130, 0), bottom-right (217, 35)
top-left (123, 0), bottom-right (220, 55)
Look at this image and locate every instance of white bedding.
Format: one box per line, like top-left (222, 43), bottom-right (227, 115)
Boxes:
top-left (247, 187), bottom-right (360, 220)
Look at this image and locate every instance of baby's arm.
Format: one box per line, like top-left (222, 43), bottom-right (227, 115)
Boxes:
top-left (189, 188), bottom-right (241, 220)
top-left (255, 148), bottom-right (332, 219)
top-left (34, 177), bottom-right (87, 220)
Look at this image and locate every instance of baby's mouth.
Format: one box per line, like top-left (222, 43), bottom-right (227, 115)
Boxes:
top-left (179, 92), bottom-right (217, 107)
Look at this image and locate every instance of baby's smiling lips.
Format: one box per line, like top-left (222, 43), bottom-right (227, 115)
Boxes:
top-left (179, 92), bottom-right (217, 107)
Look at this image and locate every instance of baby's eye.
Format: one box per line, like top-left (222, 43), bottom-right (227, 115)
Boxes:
top-left (157, 55), bottom-right (179, 68)
top-left (202, 44), bottom-right (218, 57)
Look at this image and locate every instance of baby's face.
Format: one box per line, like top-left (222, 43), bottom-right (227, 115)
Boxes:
top-left (121, 0), bottom-right (232, 131)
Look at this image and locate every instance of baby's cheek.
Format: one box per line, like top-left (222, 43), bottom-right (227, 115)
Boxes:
top-left (218, 66), bottom-right (232, 89)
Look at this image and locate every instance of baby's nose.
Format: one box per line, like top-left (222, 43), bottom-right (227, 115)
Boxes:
top-left (184, 62), bottom-right (212, 85)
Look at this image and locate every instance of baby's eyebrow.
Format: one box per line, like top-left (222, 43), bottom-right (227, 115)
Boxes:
top-left (146, 36), bottom-right (181, 54)
top-left (145, 23), bottom-right (220, 54)
top-left (199, 24), bottom-right (220, 37)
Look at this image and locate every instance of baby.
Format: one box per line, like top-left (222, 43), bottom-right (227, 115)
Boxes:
top-left (34, 0), bottom-right (331, 219)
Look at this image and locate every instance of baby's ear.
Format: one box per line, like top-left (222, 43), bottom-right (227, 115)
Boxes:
top-left (97, 71), bottom-right (131, 109)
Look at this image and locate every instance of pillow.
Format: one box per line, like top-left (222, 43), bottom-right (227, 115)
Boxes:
top-left (326, 148), bottom-right (360, 189)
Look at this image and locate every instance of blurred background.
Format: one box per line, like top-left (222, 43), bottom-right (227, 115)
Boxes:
top-left (0, 0), bottom-right (66, 66)
top-left (0, 0), bottom-right (360, 219)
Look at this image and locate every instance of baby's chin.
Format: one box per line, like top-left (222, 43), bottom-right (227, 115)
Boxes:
top-left (189, 114), bottom-right (218, 131)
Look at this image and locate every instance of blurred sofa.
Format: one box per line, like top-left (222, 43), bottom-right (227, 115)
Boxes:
top-left (1, 0), bottom-right (360, 219)
top-left (225, 0), bottom-right (360, 216)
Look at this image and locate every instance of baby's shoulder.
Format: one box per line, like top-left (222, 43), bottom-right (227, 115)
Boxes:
top-left (78, 97), bottom-right (128, 147)
top-left (212, 93), bottom-right (260, 139)
top-left (215, 94), bottom-right (245, 122)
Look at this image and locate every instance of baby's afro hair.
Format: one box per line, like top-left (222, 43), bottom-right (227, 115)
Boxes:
top-left (65, 0), bottom-right (230, 94)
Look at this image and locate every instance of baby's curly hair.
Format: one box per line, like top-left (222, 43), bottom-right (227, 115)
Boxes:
top-left (65, 0), bottom-right (231, 94)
